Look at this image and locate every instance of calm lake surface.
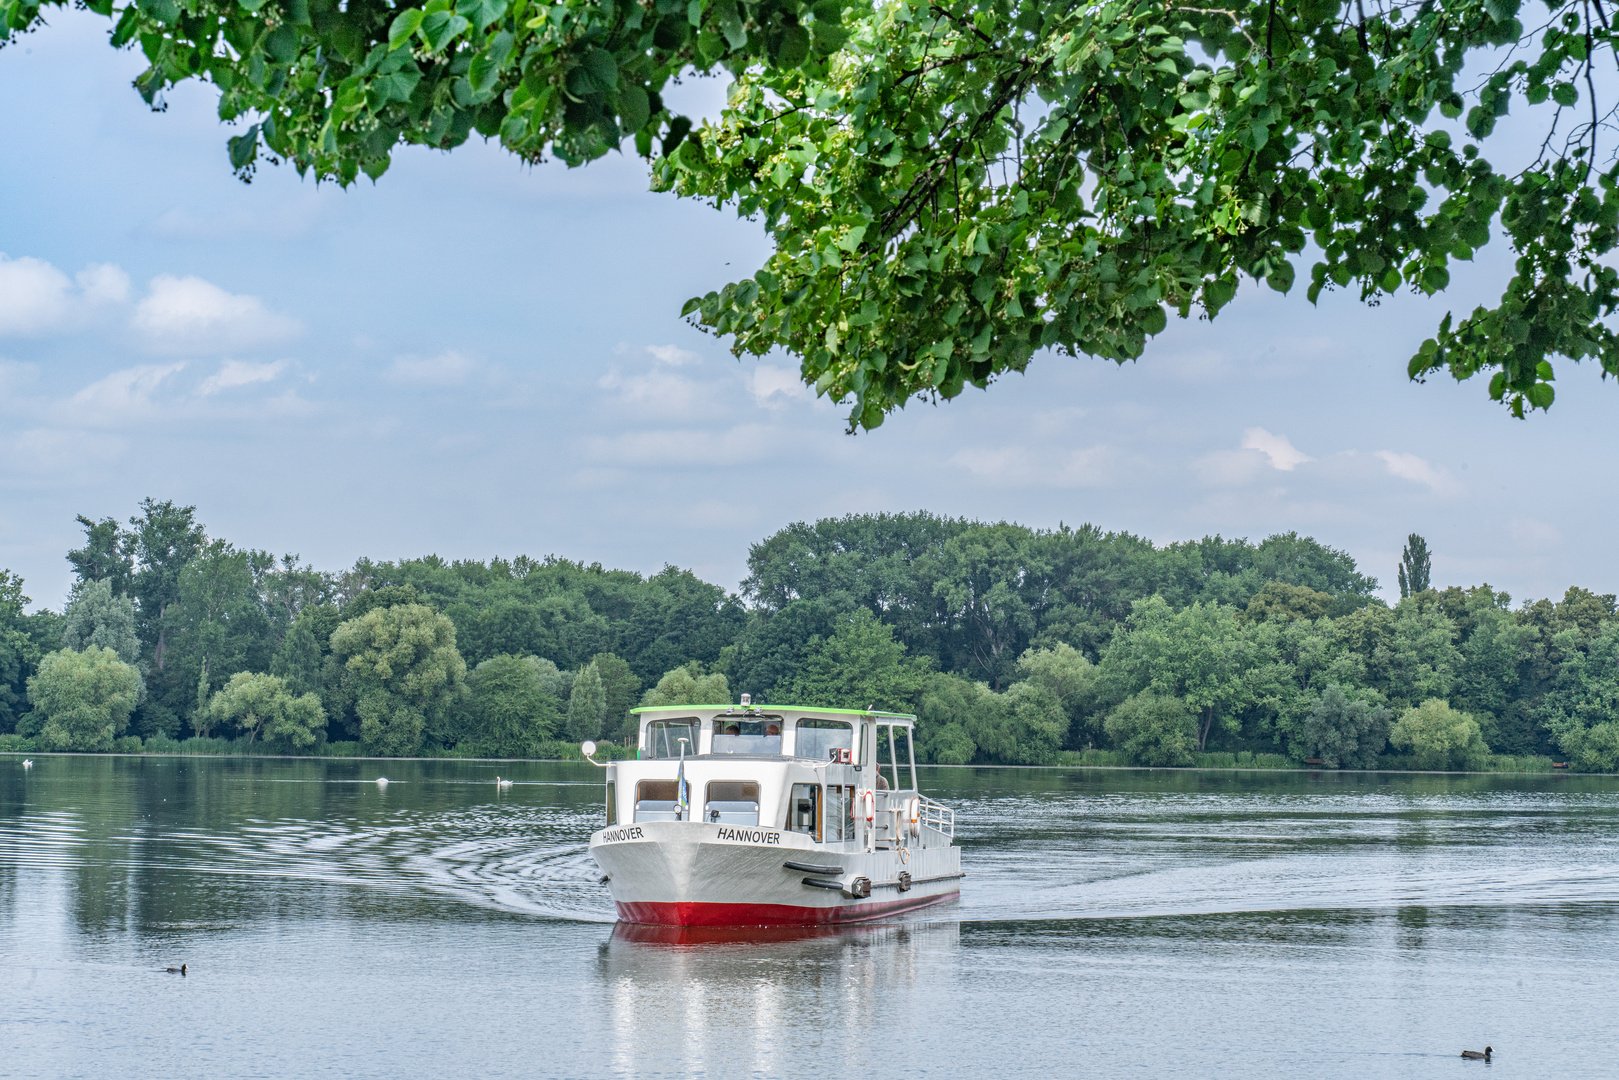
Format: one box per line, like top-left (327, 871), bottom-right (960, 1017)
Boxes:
top-left (4, 757), bottom-right (1618, 1078)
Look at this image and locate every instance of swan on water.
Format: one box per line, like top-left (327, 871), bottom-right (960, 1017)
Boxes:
top-left (496, 776), bottom-right (512, 789)
top-left (21, 759), bottom-right (32, 768)
top-left (375, 777), bottom-right (389, 787)
top-left (1461, 1047), bottom-right (1492, 1061)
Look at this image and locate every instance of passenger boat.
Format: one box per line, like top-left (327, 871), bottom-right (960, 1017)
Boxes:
top-left (585, 698), bottom-right (962, 927)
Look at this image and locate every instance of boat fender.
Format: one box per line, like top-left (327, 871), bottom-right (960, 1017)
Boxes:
top-left (860, 788), bottom-right (876, 822)
top-left (905, 796), bottom-right (921, 837)
top-left (848, 876), bottom-right (872, 899)
top-left (897, 871), bottom-right (912, 892)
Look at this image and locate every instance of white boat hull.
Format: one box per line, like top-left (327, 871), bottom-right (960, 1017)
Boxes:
top-left (589, 820), bottom-right (962, 926)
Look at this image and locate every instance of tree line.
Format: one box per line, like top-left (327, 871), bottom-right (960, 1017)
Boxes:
top-left (1, 504), bottom-right (1615, 771)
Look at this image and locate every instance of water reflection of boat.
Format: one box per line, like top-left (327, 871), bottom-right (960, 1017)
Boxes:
top-left (586, 701), bottom-right (963, 927)
top-left (608, 919), bottom-right (910, 947)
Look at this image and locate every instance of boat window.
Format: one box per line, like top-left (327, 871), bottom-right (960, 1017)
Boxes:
top-left (785, 783), bottom-right (821, 842)
top-left (634, 779), bottom-right (682, 822)
top-left (876, 724), bottom-right (900, 792)
top-left (795, 718), bottom-right (854, 761)
top-left (710, 717), bottom-right (783, 755)
top-left (824, 785), bottom-right (850, 842)
top-left (606, 781), bottom-right (617, 827)
top-left (704, 781), bottom-right (760, 826)
top-left (895, 727), bottom-right (916, 791)
top-left (644, 719), bottom-right (700, 759)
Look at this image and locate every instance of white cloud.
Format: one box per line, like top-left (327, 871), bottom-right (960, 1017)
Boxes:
top-left (75, 264), bottom-right (130, 306)
top-left (750, 364), bottom-right (811, 407)
top-left (1240, 427), bottom-right (1313, 471)
top-left (388, 350), bottom-right (478, 386)
top-left (59, 364), bottom-right (185, 427)
top-left (196, 359), bottom-right (290, 396)
top-left (598, 366), bottom-right (717, 419)
top-left (647, 344), bottom-right (699, 366)
top-left (951, 444), bottom-right (1122, 487)
top-left (1374, 450), bottom-right (1463, 497)
top-left (1193, 449), bottom-right (1268, 486)
top-left (0, 253), bottom-right (74, 336)
top-left (132, 275), bottom-right (299, 354)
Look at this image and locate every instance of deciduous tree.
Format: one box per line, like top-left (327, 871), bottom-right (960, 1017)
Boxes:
top-left (206, 671), bottom-right (326, 749)
top-left (1298, 684), bottom-right (1391, 768)
top-left (60, 580), bottom-right (141, 666)
top-left (566, 658), bottom-right (608, 741)
top-left (1389, 698), bottom-right (1490, 770)
top-left (1104, 691), bottom-right (1198, 767)
top-left (26, 646), bottom-right (143, 752)
top-left (329, 603), bottom-right (467, 755)
top-left (466, 654), bottom-right (563, 755)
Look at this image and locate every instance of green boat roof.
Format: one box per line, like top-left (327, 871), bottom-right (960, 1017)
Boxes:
top-left (628, 704), bottom-right (916, 721)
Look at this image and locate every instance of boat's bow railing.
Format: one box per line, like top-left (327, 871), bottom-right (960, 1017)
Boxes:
top-left (917, 794), bottom-right (954, 839)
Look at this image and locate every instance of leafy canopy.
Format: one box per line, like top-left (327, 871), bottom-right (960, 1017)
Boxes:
top-left (27, 646), bottom-right (144, 752)
top-left (6, 0), bottom-right (1618, 425)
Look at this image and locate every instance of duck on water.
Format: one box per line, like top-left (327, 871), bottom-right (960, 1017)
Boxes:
top-left (1462, 1047), bottom-right (1493, 1061)
top-left (585, 698), bottom-right (962, 928)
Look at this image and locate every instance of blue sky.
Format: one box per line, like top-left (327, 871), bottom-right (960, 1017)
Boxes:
top-left (2, 11), bottom-right (1616, 611)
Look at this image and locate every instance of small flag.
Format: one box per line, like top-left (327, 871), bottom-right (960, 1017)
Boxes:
top-left (676, 755), bottom-right (689, 820)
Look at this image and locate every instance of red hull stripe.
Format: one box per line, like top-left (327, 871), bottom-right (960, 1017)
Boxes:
top-left (617, 890), bottom-right (958, 927)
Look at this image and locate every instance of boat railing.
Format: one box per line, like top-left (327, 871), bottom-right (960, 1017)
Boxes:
top-left (917, 794), bottom-right (954, 839)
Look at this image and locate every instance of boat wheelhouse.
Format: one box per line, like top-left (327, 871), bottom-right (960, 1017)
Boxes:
top-left (587, 701), bottom-right (962, 926)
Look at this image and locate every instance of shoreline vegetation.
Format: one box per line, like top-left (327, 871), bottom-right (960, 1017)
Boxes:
top-left (0, 746), bottom-right (1570, 775)
top-left (4, 504), bottom-right (1618, 773)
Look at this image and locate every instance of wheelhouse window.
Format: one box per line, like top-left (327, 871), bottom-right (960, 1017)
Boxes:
top-left (876, 724), bottom-right (898, 791)
top-left (704, 781), bottom-right (760, 826)
top-left (634, 779), bottom-right (682, 821)
top-left (710, 717), bottom-right (783, 755)
top-left (644, 719), bottom-right (699, 759)
top-left (895, 726), bottom-right (916, 790)
top-left (785, 783), bottom-right (821, 842)
top-left (606, 781), bottom-right (617, 826)
top-left (795, 718), bottom-right (854, 762)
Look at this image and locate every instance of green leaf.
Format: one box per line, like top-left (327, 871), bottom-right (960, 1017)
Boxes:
top-left (616, 84), bottom-right (650, 133)
top-left (227, 123), bottom-right (260, 170)
top-left (811, 21), bottom-right (848, 51)
top-left (389, 9), bottom-right (424, 49)
top-left (419, 11), bottom-right (470, 52)
top-left (770, 24), bottom-right (811, 68)
top-left (263, 24), bottom-right (298, 63)
top-left (653, 15), bottom-right (690, 48)
top-left (1526, 382), bottom-right (1555, 409)
top-left (467, 31), bottom-right (513, 93)
top-left (1552, 82), bottom-right (1578, 107)
top-left (584, 46), bottom-right (618, 90)
top-left (1421, 264), bottom-right (1450, 293)
top-left (137, 0), bottom-right (180, 24)
top-left (455, 0), bottom-right (508, 31)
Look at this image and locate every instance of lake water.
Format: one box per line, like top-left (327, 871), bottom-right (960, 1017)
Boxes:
top-left (4, 757), bottom-right (1618, 1078)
